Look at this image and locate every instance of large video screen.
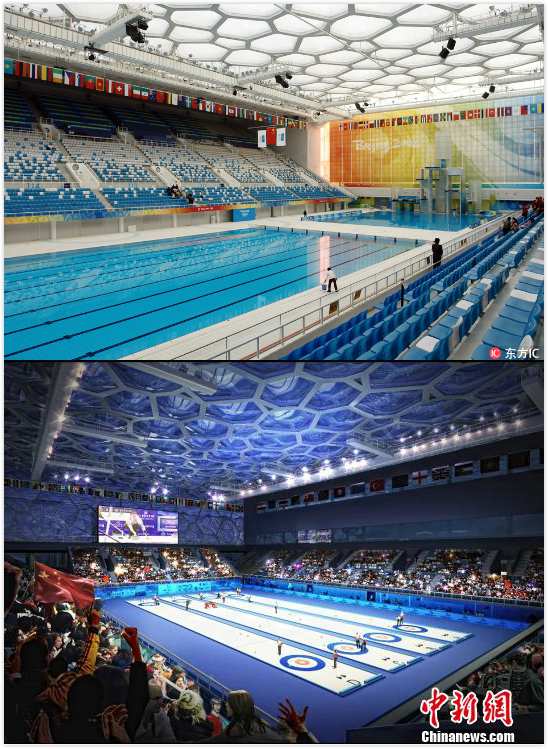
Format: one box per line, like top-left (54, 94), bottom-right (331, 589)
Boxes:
top-left (98, 506), bottom-right (179, 544)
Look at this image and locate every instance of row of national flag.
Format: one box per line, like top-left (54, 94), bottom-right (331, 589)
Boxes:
top-left (4, 57), bottom-right (305, 128)
top-left (338, 100), bottom-right (544, 131)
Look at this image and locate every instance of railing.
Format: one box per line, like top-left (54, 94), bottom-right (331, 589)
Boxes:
top-left (173, 212), bottom-right (510, 360)
top-left (103, 609), bottom-right (279, 730)
top-left (97, 575), bottom-right (239, 589)
top-left (246, 575), bottom-right (543, 608)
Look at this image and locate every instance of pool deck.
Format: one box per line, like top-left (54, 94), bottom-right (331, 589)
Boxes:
top-left (4, 215), bottom-right (469, 361)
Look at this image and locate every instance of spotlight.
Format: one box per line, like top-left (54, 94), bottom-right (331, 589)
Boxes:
top-left (275, 74), bottom-right (289, 88)
top-left (446, 37), bottom-right (456, 50)
top-left (88, 52), bottom-right (96, 61)
top-left (233, 88), bottom-right (237, 96)
top-left (285, 71), bottom-right (293, 80)
top-left (482, 92), bottom-right (489, 99)
top-left (439, 47), bottom-right (449, 59)
top-left (489, 84), bottom-right (495, 93)
top-left (137, 18), bottom-right (148, 30)
top-left (355, 102), bottom-right (365, 113)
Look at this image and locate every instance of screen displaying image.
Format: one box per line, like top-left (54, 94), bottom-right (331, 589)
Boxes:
top-left (98, 506), bottom-right (178, 544)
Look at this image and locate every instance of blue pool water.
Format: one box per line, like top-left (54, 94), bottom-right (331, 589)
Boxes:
top-left (5, 227), bottom-right (417, 360)
top-left (307, 209), bottom-right (497, 232)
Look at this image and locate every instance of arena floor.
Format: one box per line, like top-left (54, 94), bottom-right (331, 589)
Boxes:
top-left (103, 587), bottom-right (529, 741)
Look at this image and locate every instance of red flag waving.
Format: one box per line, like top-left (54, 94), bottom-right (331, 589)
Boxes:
top-left (34, 562), bottom-right (95, 609)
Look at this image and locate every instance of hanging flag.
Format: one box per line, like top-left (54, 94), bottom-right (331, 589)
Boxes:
top-left (454, 461), bottom-right (475, 478)
top-left (132, 85), bottom-right (141, 99)
top-left (4, 58), bottom-right (14, 75)
top-left (84, 75), bottom-right (96, 90)
top-left (391, 474), bottom-right (409, 490)
top-left (155, 91), bottom-right (165, 104)
top-left (30, 63), bottom-right (39, 79)
top-left (64, 70), bottom-right (75, 86)
top-left (52, 67), bottom-right (63, 83)
top-left (41, 64), bottom-right (49, 81)
top-left (258, 129), bottom-right (267, 148)
top-left (22, 62), bottom-right (30, 78)
top-left (34, 562), bottom-right (95, 609)
top-left (369, 478), bottom-right (385, 493)
top-left (276, 127), bottom-right (286, 146)
top-left (226, 105), bottom-right (236, 117)
top-left (141, 87), bottom-right (149, 101)
top-left (266, 127), bottom-right (276, 145)
top-left (170, 92), bottom-right (178, 105)
top-left (95, 77), bottom-right (105, 93)
top-left (411, 470), bottom-right (428, 485)
top-left (520, 104), bottom-right (528, 115)
top-left (13, 60), bottom-right (21, 76)
top-left (431, 465), bottom-right (450, 482)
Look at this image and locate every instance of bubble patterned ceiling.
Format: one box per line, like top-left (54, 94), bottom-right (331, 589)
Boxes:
top-left (11, 3), bottom-right (544, 109)
top-left (4, 362), bottom-right (542, 498)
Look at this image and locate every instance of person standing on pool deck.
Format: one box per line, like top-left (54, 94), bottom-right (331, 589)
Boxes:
top-left (277, 639), bottom-right (283, 656)
top-left (185, 599), bottom-right (190, 611)
top-left (324, 267), bottom-right (338, 293)
top-left (332, 650), bottom-right (338, 669)
top-left (274, 603), bottom-right (278, 615)
top-left (355, 632), bottom-right (361, 648)
top-left (361, 637), bottom-right (367, 654)
top-left (432, 238), bottom-right (443, 269)
top-left (396, 611), bottom-right (404, 627)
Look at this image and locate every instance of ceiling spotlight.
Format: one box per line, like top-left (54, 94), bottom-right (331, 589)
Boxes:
top-left (64, 473), bottom-right (69, 480)
top-left (489, 84), bottom-right (495, 93)
top-left (482, 91), bottom-right (489, 99)
top-left (233, 88), bottom-right (237, 96)
top-left (446, 37), bottom-right (456, 50)
top-left (439, 47), bottom-right (449, 60)
top-left (285, 71), bottom-right (293, 80)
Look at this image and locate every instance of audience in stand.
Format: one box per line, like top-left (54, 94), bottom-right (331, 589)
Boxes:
top-left (255, 547), bottom-right (543, 602)
top-left (4, 562), bottom-right (317, 744)
top-left (71, 546), bottom-right (235, 586)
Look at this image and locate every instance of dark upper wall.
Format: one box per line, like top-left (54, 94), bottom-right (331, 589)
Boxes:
top-left (5, 488), bottom-right (244, 546)
top-left (244, 433), bottom-right (543, 544)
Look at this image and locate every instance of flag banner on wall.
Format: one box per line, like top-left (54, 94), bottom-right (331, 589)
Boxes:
top-left (258, 129), bottom-right (267, 148)
top-left (391, 474), bottom-right (409, 490)
top-left (266, 127), bottom-right (277, 145)
top-left (480, 456), bottom-right (501, 474)
top-left (431, 466), bottom-right (450, 482)
top-left (4, 56), bottom-right (306, 128)
top-left (454, 461), bottom-right (475, 478)
top-left (369, 478), bottom-right (385, 493)
top-left (411, 470), bottom-right (429, 485)
top-left (276, 127), bottom-right (286, 146)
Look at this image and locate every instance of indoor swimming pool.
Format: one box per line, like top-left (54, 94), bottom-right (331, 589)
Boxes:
top-left (306, 210), bottom-right (498, 232)
top-left (5, 227), bottom-right (417, 360)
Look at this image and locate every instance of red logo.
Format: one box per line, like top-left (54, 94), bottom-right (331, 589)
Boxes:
top-left (489, 346), bottom-right (502, 360)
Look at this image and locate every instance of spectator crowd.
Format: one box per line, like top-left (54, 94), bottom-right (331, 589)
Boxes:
top-left (4, 561), bottom-right (317, 744)
top-left (256, 547), bottom-right (543, 602)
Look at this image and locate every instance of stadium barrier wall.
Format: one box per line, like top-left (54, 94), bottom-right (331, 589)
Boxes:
top-left (243, 576), bottom-right (543, 624)
top-left (97, 576), bottom-right (240, 600)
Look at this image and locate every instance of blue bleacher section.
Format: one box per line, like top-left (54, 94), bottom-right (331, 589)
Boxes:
top-left (101, 185), bottom-right (252, 210)
top-left (93, 159), bottom-right (153, 182)
top-left (471, 230), bottom-right (544, 359)
top-left (37, 95), bottom-right (115, 138)
top-left (107, 106), bottom-right (176, 142)
top-left (291, 184), bottom-right (348, 200)
top-left (5, 89), bottom-right (35, 130)
top-left (102, 187), bottom-right (187, 210)
top-left (284, 215), bottom-right (543, 361)
top-left (4, 187), bottom-right (104, 216)
top-left (247, 186), bottom-right (301, 204)
top-left (4, 132), bottom-right (65, 181)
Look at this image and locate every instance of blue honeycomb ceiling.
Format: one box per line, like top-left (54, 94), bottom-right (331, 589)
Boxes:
top-left (4, 362), bottom-right (542, 498)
